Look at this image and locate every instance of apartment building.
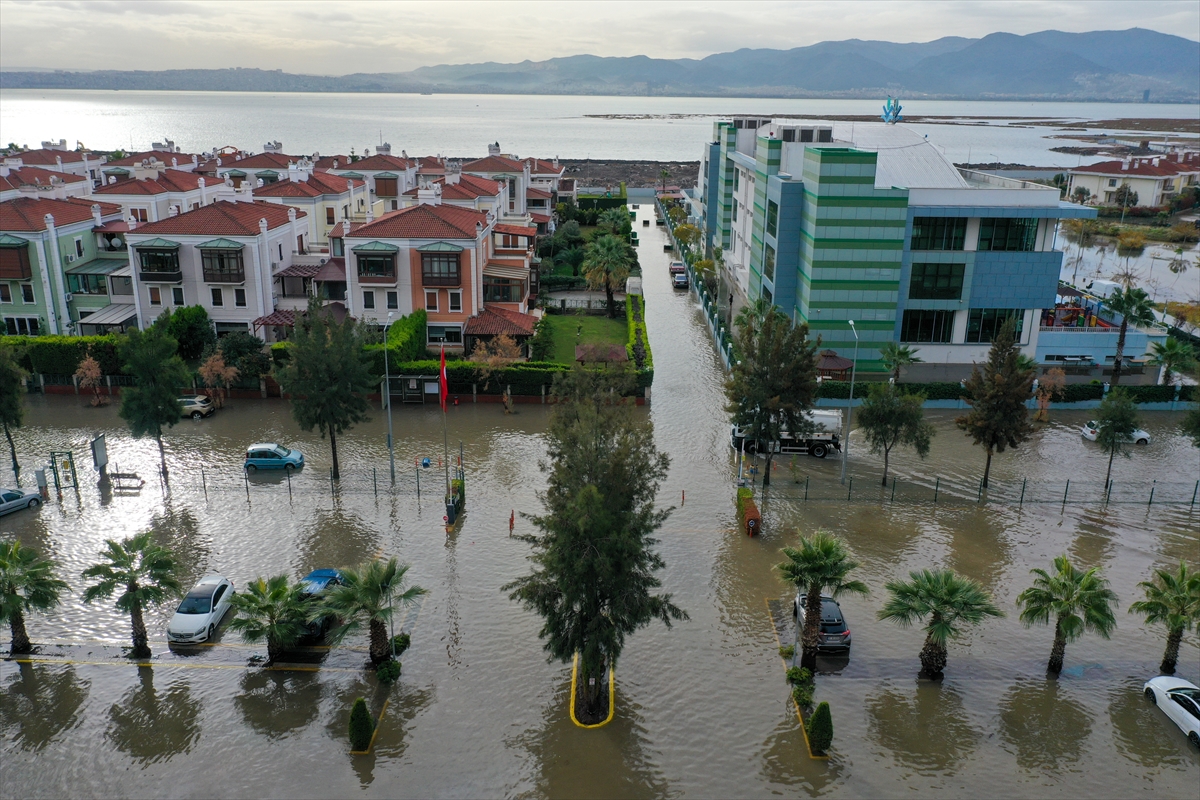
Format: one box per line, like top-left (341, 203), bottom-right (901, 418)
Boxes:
top-left (0, 196), bottom-right (130, 336)
top-left (0, 165), bottom-right (91, 202)
top-left (327, 144), bottom-right (418, 213)
top-left (1067, 152), bottom-right (1200, 207)
top-left (124, 200), bottom-right (309, 337)
top-left (253, 164), bottom-right (368, 246)
top-left (462, 144), bottom-right (534, 222)
top-left (93, 169), bottom-right (234, 223)
top-left (696, 119), bottom-right (1128, 373)
top-left (3, 140), bottom-right (105, 185)
top-left (398, 170), bottom-right (507, 217)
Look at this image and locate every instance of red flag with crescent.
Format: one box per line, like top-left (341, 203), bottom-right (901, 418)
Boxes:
top-left (439, 344), bottom-right (448, 412)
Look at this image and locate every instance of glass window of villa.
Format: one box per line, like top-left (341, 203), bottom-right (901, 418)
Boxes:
top-left (764, 244), bottom-right (776, 281)
top-left (172, 287), bottom-right (184, 306)
top-left (909, 263), bottom-right (965, 300)
top-left (484, 278), bottom-right (520, 303)
top-left (766, 200), bottom-right (778, 237)
top-left (357, 254), bottom-right (395, 279)
top-left (235, 288), bottom-right (246, 307)
top-left (138, 249), bottom-right (179, 273)
top-left (901, 309), bottom-right (955, 343)
top-left (20, 284), bottom-right (34, 303)
top-left (363, 290), bottom-right (375, 309)
top-left (449, 291), bottom-right (462, 312)
top-left (422, 253), bottom-right (460, 286)
top-left (201, 249), bottom-right (245, 282)
top-left (966, 308), bottom-right (1023, 343)
top-left (977, 219), bottom-right (1038, 252)
top-left (149, 287), bottom-right (161, 306)
top-left (0, 284), bottom-right (9, 303)
top-left (211, 288), bottom-right (223, 306)
top-left (66, 273), bottom-right (108, 295)
top-left (910, 218), bottom-right (966, 250)
top-left (427, 325), bottom-right (462, 344)
top-left (387, 291), bottom-right (398, 310)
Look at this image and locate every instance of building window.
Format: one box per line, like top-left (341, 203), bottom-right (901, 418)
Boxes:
top-left (172, 287), bottom-right (184, 306)
top-left (733, 171), bottom-right (739, 191)
top-left (966, 308), bottom-right (1023, 343)
top-left (132, 208), bottom-right (148, 222)
top-left (277, 243), bottom-right (284, 261)
top-left (762, 286), bottom-right (773, 305)
top-left (732, 202), bottom-right (738, 222)
top-left (211, 288), bottom-right (223, 306)
top-left (0, 284), bottom-right (9, 303)
top-left (326, 208), bottom-right (335, 225)
top-left (817, 128), bottom-right (833, 142)
top-left (483, 278), bottom-right (520, 303)
top-left (331, 237), bottom-right (344, 256)
top-left (363, 290), bottom-right (375, 309)
top-left (909, 262), bottom-right (965, 300)
top-left (386, 291), bottom-right (398, 310)
top-left (375, 177), bottom-right (397, 197)
top-left (901, 309), bottom-right (955, 343)
top-left (20, 283), bottom-right (35, 304)
top-left (799, 129), bottom-right (814, 142)
top-left (74, 238), bottom-right (84, 258)
top-left (977, 219), bottom-right (1038, 252)
top-left (910, 218), bottom-right (967, 251)
top-left (425, 290), bottom-right (438, 312)
top-left (3, 317), bottom-right (39, 336)
top-left (137, 248), bottom-right (180, 275)
top-left (201, 249), bottom-right (245, 282)
top-left (66, 274), bottom-right (108, 295)
top-left (421, 253), bottom-right (461, 286)
top-left (1108, 178), bottom-right (1117, 187)
top-left (766, 200), bottom-right (778, 237)
top-left (763, 244), bottom-right (776, 282)
top-left (235, 288), bottom-right (246, 307)
top-left (427, 325), bottom-right (462, 344)
top-left (149, 287), bottom-right (162, 306)
top-left (449, 290), bottom-right (462, 312)
top-left (357, 254), bottom-right (396, 279)
top-left (0, 243), bottom-right (32, 280)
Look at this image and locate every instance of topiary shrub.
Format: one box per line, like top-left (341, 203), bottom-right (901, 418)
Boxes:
top-left (792, 684), bottom-right (814, 708)
top-left (376, 659), bottom-right (401, 684)
top-left (390, 633), bottom-right (411, 657)
top-left (806, 701), bottom-right (833, 754)
top-left (348, 697), bottom-right (375, 751)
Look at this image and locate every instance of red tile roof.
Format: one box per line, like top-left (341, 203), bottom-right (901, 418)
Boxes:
top-left (104, 150), bottom-right (200, 168)
top-left (402, 173), bottom-right (502, 201)
top-left (523, 157), bottom-right (562, 175)
top-left (314, 257), bottom-right (346, 282)
top-left (530, 213), bottom-right (552, 224)
top-left (0, 196), bottom-right (122, 231)
top-left (494, 224), bottom-right (538, 237)
top-left (313, 155), bottom-right (350, 169)
top-left (253, 172), bottom-right (364, 198)
top-left (463, 306), bottom-right (537, 336)
top-left (93, 169), bottom-right (216, 195)
top-left (223, 153), bottom-right (300, 170)
top-left (127, 200), bottom-right (305, 236)
top-left (347, 204), bottom-right (487, 240)
top-left (1073, 156), bottom-right (1200, 178)
top-left (463, 155), bottom-right (524, 173)
top-left (1, 165), bottom-right (87, 191)
top-left (6, 148), bottom-right (89, 165)
top-left (341, 154), bottom-right (413, 171)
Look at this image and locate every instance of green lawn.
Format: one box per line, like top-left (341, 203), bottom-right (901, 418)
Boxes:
top-left (543, 313), bottom-right (628, 365)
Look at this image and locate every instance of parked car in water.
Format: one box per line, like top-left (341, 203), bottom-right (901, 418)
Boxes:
top-left (1081, 420), bottom-right (1150, 445)
top-left (672, 271), bottom-right (689, 289)
top-left (167, 575), bottom-right (234, 644)
top-left (244, 443), bottom-right (304, 472)
top-left (793, 593), bottom-right (852, 653)
top-left (298, 569), bottom-right (345, 639)
top-left (179, 395), bottom-right (215, 420)
top-left (1144, 677), bottom-right (1200, 748)
top-left (0, 487), bottom-right (41, 516)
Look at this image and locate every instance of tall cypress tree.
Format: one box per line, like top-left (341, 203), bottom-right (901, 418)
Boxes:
top-left (505, 369), bottom-right (686, 723)
top-left (955, 317), bottom-right (1035, 488)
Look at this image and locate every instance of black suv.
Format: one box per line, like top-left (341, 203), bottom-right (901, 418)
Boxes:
top-left (793, 593), bottom-right (852, 653)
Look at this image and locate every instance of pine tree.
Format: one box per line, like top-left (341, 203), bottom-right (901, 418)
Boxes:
top-left (955, 318), bottom-right (1034, 488)
top-left (348, 697), bottom-right (374, 751)
top-left (1094, 388), bottom-right (1140, 488)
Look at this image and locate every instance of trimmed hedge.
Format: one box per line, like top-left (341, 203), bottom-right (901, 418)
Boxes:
top-left (806, 701), bottom-right (833, 754)
top-left (1, 334), bottom-right (123, 376)
top-left (348, 697), bottom-right (374, 751)
top-left (816, 380), bottom-right (1195, 404)
top-left (626, 295), bottom-right (654, 373)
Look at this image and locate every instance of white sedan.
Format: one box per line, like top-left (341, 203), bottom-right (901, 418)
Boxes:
top-left (167, 575), bottom-right (234, 644)
top-left (0, 487), bottom-right (41, 516)
top-left (1144, 676), bottom-right (1200, 748)
top-left (1081, 420), bottom-right (1151, 445)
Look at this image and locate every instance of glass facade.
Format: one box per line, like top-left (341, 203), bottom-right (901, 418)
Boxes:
top-left (910, 218), bottom-right (966, 251)
top-left (900, 309), bottom-right (955, 343)
top-left (908, 262), bottom-right (965, 300)
top-left (966, 308), bottom-right (1024, 342)
top-left (978, 219), bottom-right (1038, 252)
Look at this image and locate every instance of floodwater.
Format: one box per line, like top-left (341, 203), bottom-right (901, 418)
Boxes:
top-left (2, 207), bottom-right (1198, 798)
top-left (1059, 233), bottom-right (1200, 306)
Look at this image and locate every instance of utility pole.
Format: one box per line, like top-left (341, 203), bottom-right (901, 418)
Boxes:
top-left (839, 320), bottom-right (859, 485)
top-left (383, 312), bottom-right (396, 485)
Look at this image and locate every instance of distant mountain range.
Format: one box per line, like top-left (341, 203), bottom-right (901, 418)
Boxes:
top-left (3, 29), bottom-right (1196, 101)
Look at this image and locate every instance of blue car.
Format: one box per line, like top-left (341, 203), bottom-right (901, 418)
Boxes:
top-left (244, 442), bottom-right (304, 473)
top-left (299, 569), bottom-right (345, 639)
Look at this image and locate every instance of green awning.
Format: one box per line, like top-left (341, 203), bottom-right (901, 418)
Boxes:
top-left (0, 234), bottom-right (30, 248)
top-left (134, 238), bottom-right (181, 249)
top-left (339, 172), bottom-right (365, 179)
top-left (225, 169), bottom-right (247, 177)
top-left (417, 242), bottom-right (464, 252)
top-left (373, 172), bottom-right (399, 178)
top-left (102, 167), bottom-right (130, 175)
top-left (66, 259), bottom-right (126, 276)
top-left (255, 170), bottom-right (279, 177)
top-left (195, 238), bottom-right (244, 250)
top-left (351, 241), bottom-right (400, 253)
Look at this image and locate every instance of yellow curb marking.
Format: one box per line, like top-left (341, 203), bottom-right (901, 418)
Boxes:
top-left (569, 652), bottom-right (615, 729)
top-left (764, 597), bottom-right (830, 761)
top-left (350, 698), bottom-right (390, 755)
top-left (7, 657), bottom-right (362, 674)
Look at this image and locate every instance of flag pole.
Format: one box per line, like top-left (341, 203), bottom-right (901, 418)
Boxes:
top-left (440, 345), bottom-right (450, 498)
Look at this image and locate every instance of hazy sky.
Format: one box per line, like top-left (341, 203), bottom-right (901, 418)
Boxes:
top-left (2, 0), bottom-right (1197, 73)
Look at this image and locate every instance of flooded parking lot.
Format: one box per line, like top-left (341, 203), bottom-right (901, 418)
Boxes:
top-left (2, 206), bottom-right (1198, 798)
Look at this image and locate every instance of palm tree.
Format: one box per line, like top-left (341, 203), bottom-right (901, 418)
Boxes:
top-left (82, 532), bottom-right (180, 659)
top-left (1104, 287), bottom-right (1156, 385)
top-left (582, 234), bottom-right (631, 319)
top-left (0, 541), bottom-right (68, 654)
top-left (1147, 337), bottom-right (1196, 386)
top-left (1016, 555), bottom-right (1117, 675)
top-left (226, 575), bottom-right (309, 665)
top-left (879, 569), bottom-right (1002, 677)
top-left (324, 557), bottom-right (427, 664)
top-left (597, 208), bottom-right (630, 235)
top-left (776, 531), bottom-right (868, 670)
top-left (879, 342), bottom-right (923, 383)
top-left (660, 168), bottom-right (670, 193)
top-left (1129, 561), bottom-right (1200, 675)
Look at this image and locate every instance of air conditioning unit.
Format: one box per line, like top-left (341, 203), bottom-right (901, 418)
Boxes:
top-left (64, 293), bottom-right (73, 303)
top-left (64, 254), bottom-right (75, 264)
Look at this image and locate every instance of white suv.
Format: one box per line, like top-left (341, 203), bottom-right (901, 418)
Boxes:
top-left (179, 395), bottom-right (215, 420)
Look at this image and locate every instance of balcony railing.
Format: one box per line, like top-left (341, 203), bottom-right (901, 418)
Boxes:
top-left (203, 269), bottom-right (245, 283)
top-left (422, 272), bottom-right (461, 287)
top-left (138, 269), bottom-right (182, 283)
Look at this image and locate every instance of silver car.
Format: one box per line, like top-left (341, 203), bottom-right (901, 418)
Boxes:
top-left (167, 575), bottom-right (234, 644)
top-left (0, 487), bottom-right (41, 517)
top-left (179, 395), bottom-right (215, 420)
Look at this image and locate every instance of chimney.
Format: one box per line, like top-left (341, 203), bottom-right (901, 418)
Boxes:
top-left (332, 159), bottom-right (339, 169)
top-left (287, 207), bottom-right (297, 223)
top-left (128, 217), bottom-right (137, 230)
top-left (347, 179), bottom-right (355, 214)
top-left (108, 176), bottom-right (117, 185)
top-left (1121, 159), bottom-right (1130, 171)
top-left (401, 149), bottom-right (408, 160)
top-left (553, 155), bottom-right (559, 169)
top-left (91, 203), bottom-right (103, 226)
top-left (263, 141), bottom-right (282, 154)
top-left (417, 180), bottom-right (442, 206)
top-left (172, 157), bottom-right (178, 168)
top-left (192, 154), bottom-right (199, 167)
top-left (168, 205), bottom-right (178, 217)
top-left (1152, 157), bottom-right (1161, 167)
top-left (0, 164), bottom-right (7, 177)
top-left (446, 160), bottom-right (461, 185)
top-left (377, 142), bottom-right (391, 156)
top-left (198, 176), bottom-right (207, 205)
top-left (55, 155), bottom-right (63, 168)
top-left (488, 142), bottom-right (501, 157)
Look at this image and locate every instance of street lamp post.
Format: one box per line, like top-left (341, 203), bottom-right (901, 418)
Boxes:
top-left (839, 319), bottom-right (859, 485)
top-left (383, 311), bottom-right (396, 485)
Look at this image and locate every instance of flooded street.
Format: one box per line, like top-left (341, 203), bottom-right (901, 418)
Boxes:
top-left (2, 206), bottom-right (1198, 798)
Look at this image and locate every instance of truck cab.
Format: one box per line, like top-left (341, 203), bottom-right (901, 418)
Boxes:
top-left (730, 410), bottom-right (843, 458)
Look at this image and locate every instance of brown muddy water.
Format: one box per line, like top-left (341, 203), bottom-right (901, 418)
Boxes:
top-left (2, 206), bottom-right (1198, 799)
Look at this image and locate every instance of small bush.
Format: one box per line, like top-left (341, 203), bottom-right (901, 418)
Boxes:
top-left (806, 701), bottom-right (833, 754)
top-left (792, 684), bottom-right (814, 708)
top-left (787, 666), bottom-right (814, 686)
top-left (348, 697), bottom-right (375, 751)
top-left (376, 659), bottom-right (401, 684)
top-left (390, 633), bottom-right (411, 657)
top-left (778, 645), bottom-right (795, 659)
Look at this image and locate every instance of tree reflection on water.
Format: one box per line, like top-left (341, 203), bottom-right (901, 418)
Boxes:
top-left (866, 683), bottom-right (981, 772)
top-left (1107, 681), bottom-right (1189, 768)
top-left (105, 666), bottom-right (201, 764)
top-left (234, 669), bottom-right (323, 739)
top-left (0, 662), bottom-right (89, 751)
top-left (998, 680), bottom-right (1093, 771)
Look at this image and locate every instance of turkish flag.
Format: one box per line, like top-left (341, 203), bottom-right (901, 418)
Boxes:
top-left (439, 345), bottom-right (448, 412)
